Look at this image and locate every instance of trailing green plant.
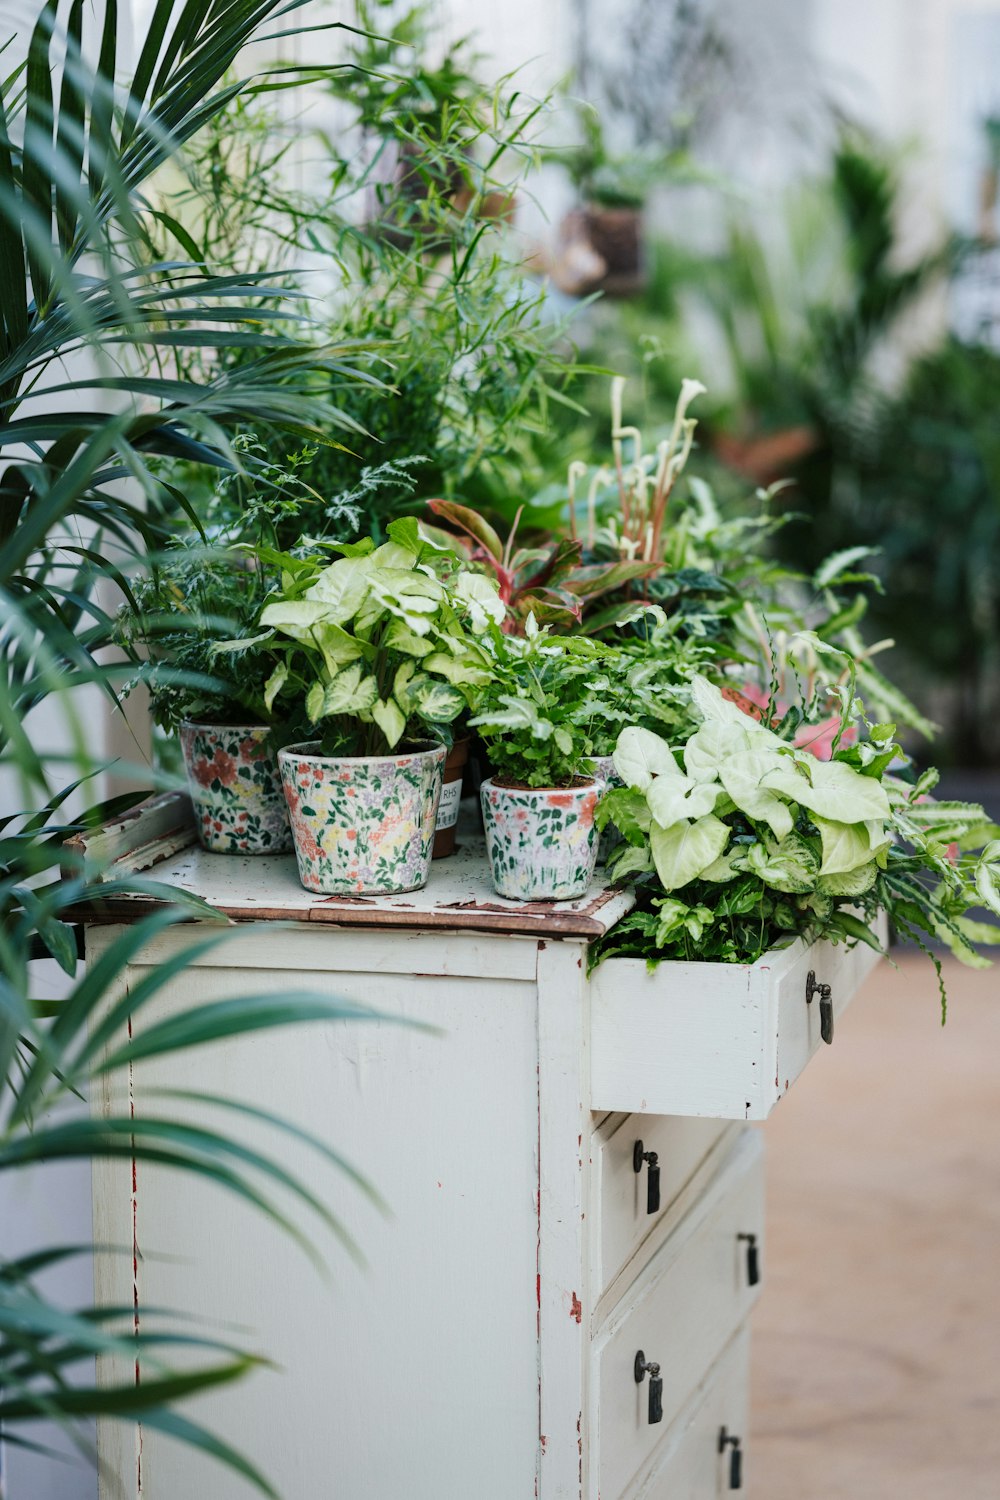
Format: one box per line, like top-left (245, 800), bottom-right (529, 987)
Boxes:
top-left (114, 442), bottom-right (318, 733)
top-left (256, 519), bottom-right (503, 757)
top-left (115, 448), bottom-right (433, 736)
top-left (592, 670), bottom-right (1000, 1012)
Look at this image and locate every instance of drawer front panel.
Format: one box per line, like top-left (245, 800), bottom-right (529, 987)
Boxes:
top-left (593, 1131), bottom-right (763, 1500)
top-left (593, 1114), bottom-right (731, 1297)
top-left (590, 924), bottom-right (884, 1120)
top-left (627, 1328), bottom-right (751, 1500)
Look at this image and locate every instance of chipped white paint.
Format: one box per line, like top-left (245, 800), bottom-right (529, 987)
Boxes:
top-left (83, 798), bottom-right (885, 1499)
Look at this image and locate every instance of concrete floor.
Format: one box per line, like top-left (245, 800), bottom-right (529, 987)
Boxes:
top-left (749, 953), bottom-right (1000, 1499)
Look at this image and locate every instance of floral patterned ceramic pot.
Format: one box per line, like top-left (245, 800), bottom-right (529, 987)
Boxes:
top-left (278, 741), bottom-right (446, 895)
top-left (480, 777), bottom-right (604, 902)
top-left (179, 722), bottom-right (291, 856)
top-left (591, 754), bottom-right (624, 865)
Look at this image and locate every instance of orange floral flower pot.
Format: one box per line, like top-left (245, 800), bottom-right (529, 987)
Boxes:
top-left (179, 722), bottom-right (291, 855)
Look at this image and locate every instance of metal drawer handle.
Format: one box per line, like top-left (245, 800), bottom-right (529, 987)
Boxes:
top-left (806, 969), bottom-right (834, 1045)
top-left (633, 1140), bottom-right (661, 1215)
top-left (718, 1427), bottom-right (743, 1489)
top-left (737, 1231), bottom-right (760, 1286)
top-left (634, 1350), bottom-right (663, 1424)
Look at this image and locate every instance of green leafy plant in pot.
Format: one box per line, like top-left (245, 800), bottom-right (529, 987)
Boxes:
top-left (469, 619), bottom-right (619, 900)
top-left (119, 545), bottom-right (301, 855)
top-left (117, 449), bottom-right (327, 855)
top-left (592, 668), bottom-right (1000, 1014)
top-left (259, 520), bottom-right (502, 894)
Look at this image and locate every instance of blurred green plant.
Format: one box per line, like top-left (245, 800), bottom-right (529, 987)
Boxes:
top-left (0, 0), bottom-right (398, 1485)
top-left (549, 102), bottom-right (674, 210)
top-left (596, 131), bottom-right (1000, 760)
top-left (139, 0), bottom-right (584, 538)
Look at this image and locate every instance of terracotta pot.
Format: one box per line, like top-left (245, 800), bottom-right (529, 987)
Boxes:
top-left (433, 738), bottom-right (470, 860)
top-left (179, 721), bottom-right (291, 855)
top-left (480, 777), bottom-right (604, 901)
top-left (557, 205), bottom-right (646, 297)
top-left (278, 741), bottom-right (445, 896)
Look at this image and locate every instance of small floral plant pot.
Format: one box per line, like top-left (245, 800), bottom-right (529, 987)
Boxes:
top-left (480, 777), bottom-right (604, 902)
top-left (278, 741), bottom-right (446, 896)
top-left (179, 722), bottom-right (292, 856)
top-left (591, 754), bottom-right (624, 866)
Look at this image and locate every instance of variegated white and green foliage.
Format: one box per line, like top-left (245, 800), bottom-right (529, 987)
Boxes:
top-left (596, 675), bottom-right (1000, 1002)
top-left (255, 519), bottom-right (503, 756)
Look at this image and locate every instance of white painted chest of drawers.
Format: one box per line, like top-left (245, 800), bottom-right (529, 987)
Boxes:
top-left (83, 799), bottom-right (883, 1499)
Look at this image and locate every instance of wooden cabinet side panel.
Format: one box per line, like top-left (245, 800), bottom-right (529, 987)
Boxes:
top-left (92, 944), bottom-right (541, 1500)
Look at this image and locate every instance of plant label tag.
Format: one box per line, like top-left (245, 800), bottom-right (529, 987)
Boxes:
top-left (436, 779), bottom-right (462, 830)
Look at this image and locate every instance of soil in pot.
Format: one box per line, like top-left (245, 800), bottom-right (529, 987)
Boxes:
top-left (278, 741), bottom-right (446, 896)
top-left (480, 776), bottom-right (603, 901)
top-left (179, 721), bottom-right (292, 855)
top-left (433, 738), bottom-right (470, 860)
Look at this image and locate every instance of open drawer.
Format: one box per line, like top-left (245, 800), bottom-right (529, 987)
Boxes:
top-left (589, 917), bottom-right (886, 1121)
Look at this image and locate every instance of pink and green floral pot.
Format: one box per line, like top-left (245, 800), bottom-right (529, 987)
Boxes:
top-left (278, 741), bottom-right (446, 895)
top-left (480, 777), bottom-right (604, 901)
top-left (179, 722), bottom-right (292, 856)
top-left (591, 754), bottom-right (624, 865)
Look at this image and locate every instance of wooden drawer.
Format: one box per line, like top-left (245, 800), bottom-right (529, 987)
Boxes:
top-left (592, 1130), bottom-right (763, 1499)
top-left (625, 1328), bottom-right (751, 1500)
top-left (590, 920), bottom-right (885, 1120)
top-left (592, 1113), bottom-right (732, 1297)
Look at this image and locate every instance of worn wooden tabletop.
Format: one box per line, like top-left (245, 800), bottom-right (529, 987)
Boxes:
top-left (69, 791), bottom-right (636, 940)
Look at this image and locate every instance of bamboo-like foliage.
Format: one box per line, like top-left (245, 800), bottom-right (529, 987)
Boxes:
top-left (0, 1), bottom-right (395, 1488)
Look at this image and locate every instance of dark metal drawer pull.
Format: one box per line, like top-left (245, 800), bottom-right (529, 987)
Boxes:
top-left (718, 1427), bottom-right (743, 1489)
top-left (737, 1231), bottom-right (760, 1286)
top-left (634, 1350), bottom-right (663, 1424)
top-left (806, 969), bottom-right (834, 1045)
top-left (633, 1140), bottom-right (661, 1215)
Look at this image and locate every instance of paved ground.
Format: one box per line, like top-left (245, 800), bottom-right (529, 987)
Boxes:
top-left (749, 952), bottom-right (1000, 1500)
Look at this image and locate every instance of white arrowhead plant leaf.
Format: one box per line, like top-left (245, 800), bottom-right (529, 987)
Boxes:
top-left (649, 814), bottom-right (731, 891)
top-left (613, 726), bottom-right (680, 792)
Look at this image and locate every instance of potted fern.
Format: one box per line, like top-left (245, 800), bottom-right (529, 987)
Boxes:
top-left (469, 620), bottom-right (619, 900)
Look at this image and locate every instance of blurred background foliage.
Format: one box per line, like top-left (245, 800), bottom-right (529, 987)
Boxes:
top-left (118, 0), bottom-right (1000, 776)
